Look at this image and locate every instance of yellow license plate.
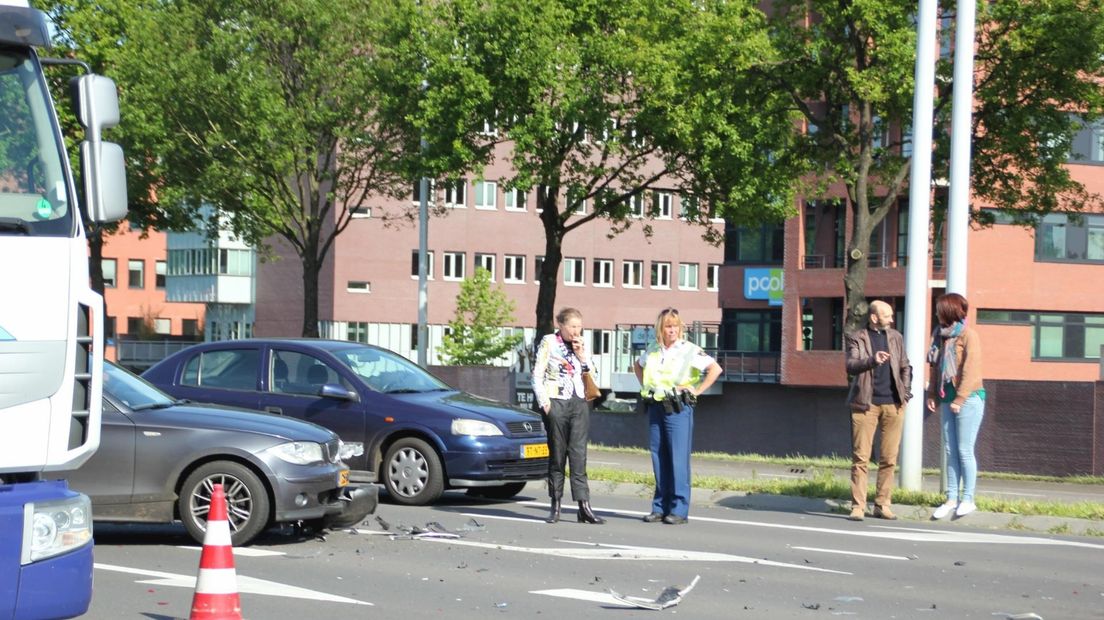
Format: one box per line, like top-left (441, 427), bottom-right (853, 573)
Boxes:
top-left (523, 443), bottom-right (549, 459)
top-left (338, 469), bottom-right (350, 487)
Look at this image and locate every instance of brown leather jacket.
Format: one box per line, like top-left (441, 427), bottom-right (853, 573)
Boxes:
top-left (845, 327), bottom-right (912, 412)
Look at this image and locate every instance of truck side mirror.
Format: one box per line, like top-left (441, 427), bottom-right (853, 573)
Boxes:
top-left (70, 74), bottom-right (127, 223)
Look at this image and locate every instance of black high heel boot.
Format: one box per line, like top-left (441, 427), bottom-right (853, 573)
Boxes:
top-left (546, 498), bottom-right (561, 524)
top-left (577, 500), bottom-right (605, 524)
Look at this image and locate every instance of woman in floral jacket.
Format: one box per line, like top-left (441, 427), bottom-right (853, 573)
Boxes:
top-left (532, 307), bottom-right (603, 525)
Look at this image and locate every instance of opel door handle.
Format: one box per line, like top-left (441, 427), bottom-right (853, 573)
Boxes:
top-left (265, 406), bottom-right (283, 415)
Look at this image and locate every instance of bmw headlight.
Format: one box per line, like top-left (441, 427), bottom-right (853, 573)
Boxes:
top-left (25, 495), bottom-right (93, 563)
top-left (451, 419), bottom-right (503, 437)
top-left (264, 441), bottom-right (325, 465)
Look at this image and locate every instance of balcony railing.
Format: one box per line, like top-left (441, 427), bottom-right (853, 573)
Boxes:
top-left (115, 339), bottom-right (201, 370)
top-left (709, 350), bottom-right (781, 383)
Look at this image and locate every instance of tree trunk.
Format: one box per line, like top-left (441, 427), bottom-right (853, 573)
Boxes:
top-left (843, 205), bottom-right (874, 337)
top-left (534, 191), bottom-right (564, 342)
top-left (301, 253), bottom-right (320, 338)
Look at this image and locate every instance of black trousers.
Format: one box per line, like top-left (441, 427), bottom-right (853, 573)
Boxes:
top-left (546, 395), bottom-right (591, 501)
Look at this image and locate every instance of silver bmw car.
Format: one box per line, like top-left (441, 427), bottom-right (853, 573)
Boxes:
top-left (61, 362), bottom-right (377, 545)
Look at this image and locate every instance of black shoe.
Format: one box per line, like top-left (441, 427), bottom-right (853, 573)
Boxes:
top-left (642, 512), bottom-right (664, 523)
top-left (577, 500), bottom-right (605, 524)
top-left (663, 514), bottom-right (688, 525)
top-left (546, 498), bottom-right (561, 524)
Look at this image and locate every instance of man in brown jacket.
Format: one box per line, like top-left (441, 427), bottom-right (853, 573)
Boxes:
top-left (844, 300), bottom-right (912, 521)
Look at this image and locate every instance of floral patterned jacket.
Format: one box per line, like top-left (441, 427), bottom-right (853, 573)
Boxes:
top-left (531, 333), bottom-right (596, 410)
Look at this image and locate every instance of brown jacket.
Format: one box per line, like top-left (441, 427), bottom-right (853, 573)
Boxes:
top-left (845, 327), bottom-right (912, 412)
top-left (927, 326), bottom-right (983, 407)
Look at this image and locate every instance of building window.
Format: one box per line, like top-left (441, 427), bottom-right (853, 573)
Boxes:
top-left (412, 179), bottom-right (436, 203)
top-left (534, 256), bottom-right (544, 284)
top-left (128, 259), bottom-right (145, 289)
top-left (593, 259), bottom-right (613, 287)
top-left (504, 255), bottom-right (525, 283)
top-left (105, 316), bottom-right (116, 338)
top-left (679, 194), bottom-right (701, 221)
top-left (154, 318), bottom-right (171, 335)
top-left (347, 321), bottom-right (368, 343)
top-left (347, 281), bottom-right (371, 293)
top-left (443, 251), bottom-right (466, 280)
top-left (504, 187), bottom-right (527, 211)
top-left (443, 179), bottom-right (466, 207)
top-left (629, 193), bottom-right (645, 218)
top-left (475, 253), bottom-right (496, 281)
top-left (410, 250), bottom-right (434, 279)
top-left (678, 262), bottom-right (699, 290)
top-left (1069, 116), bottom-right (1104, 163)
top-left (216, 249), bottom-right (253, 276)
top-left (650, 261), bottom-right (671, 289)
top-left (126, 316), bottom-right (143, 335)
top-left (351, 206), bottom-right (372, 218)
top-left (535, 185), bottom-right (552, 213)
top-left (568, 185), bottom-right (587, 214)
top-left (474, 180), bottom-right (497, 209)
top-left (706, 264), bottom-right (720, 291)
top-left (652, 192), bottom-right (673, 219)
top-left (725, 223), bottom-right (784, 264)
top-left (155, 260), bottom-right (167, 289)
top-left (102, 259), bottom-right (116, 288)
top-left (182, 319), bottom-right (199, 337)
top-left (978, 310), bottom-right (1104, 361)
top-left (622, 260), bottom-right (643, 288)
top-left (722, 309), bottom-right (782, 353)
top-left (1036, 213), bottom-right (1104, 263)
top-left (564, 257), bottom-right (585, 286)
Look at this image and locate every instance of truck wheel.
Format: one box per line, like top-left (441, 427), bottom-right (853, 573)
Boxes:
top-left (467, 482), bottom-right (528, 500)
top-left (382, 438), bottom-right (444, 505)
top-left (179, 461), bottom-right (271, 546)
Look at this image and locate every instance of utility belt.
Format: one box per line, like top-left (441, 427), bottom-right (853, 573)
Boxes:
top-left (646, 389), bottom-right (696, 414)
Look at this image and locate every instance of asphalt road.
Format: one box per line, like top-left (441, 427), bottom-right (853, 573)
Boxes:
top-left (83, 487), bottom-right (1104, 619)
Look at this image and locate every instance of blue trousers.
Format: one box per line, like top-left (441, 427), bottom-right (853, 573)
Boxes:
top-left (647, 402), bottom-right (694, 518)
top-left (940, 393), bottom-right (986, 502)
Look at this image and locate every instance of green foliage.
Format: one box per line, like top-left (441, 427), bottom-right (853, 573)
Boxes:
top-left (439, 267), bottom-right (524, 366)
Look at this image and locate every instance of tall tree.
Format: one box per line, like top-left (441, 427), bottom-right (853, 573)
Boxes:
top-left (764, 0), bottom-right (1104, 334)
top-left (378, 0), bottom-right (807, 339)
top-left (440, 267), bottom-right (524, 365)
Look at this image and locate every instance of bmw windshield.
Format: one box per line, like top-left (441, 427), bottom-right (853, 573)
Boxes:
top-left (332, 346), bottom-right (451, 394)
top-left (104, 361), bottom-right (177, 410)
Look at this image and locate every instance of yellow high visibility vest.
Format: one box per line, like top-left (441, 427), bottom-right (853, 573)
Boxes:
top-left (640, 341), bottom-right (702, 398)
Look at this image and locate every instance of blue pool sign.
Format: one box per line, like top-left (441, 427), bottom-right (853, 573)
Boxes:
top-left (743, 268), bottom-right (784, 306)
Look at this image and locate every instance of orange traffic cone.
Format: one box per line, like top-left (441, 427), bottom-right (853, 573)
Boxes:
top-left (189, 483), bottom-right (243, 620)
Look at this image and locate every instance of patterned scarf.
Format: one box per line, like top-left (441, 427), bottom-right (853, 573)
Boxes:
top-left (927, 320), bottom-right (965, 398)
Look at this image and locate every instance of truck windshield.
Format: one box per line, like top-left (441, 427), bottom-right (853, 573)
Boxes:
top-left (0, 49), bottom-right (72, 237)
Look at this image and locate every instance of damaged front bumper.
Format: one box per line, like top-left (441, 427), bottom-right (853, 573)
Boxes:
top-left (320, 484), bottom-right (379, 529)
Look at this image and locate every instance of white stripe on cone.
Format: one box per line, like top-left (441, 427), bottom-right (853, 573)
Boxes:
top-left (203, 520), bottom-right (232, 546)
top-left (195, 568), bottom-right (240, 595)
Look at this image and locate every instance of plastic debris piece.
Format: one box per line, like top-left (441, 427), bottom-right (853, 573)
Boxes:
top-left (495, 602), bottom-right (508, 608)
top-left (375, 515), bottom-right (391, 531)
top-left (455, 518), bottom-right (487, 533)
top-left (834, 596), bottom-right (864, 603)
top-left (608, 575), bottom-right (700, 610)
top-left (992, 614), bottom-right (1044, 620)
top-left (803, 603), bottom-right (821, 610)
top-left (954, 561), bottom-right (966, 566)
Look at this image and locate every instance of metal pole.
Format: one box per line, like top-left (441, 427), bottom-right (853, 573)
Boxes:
top-left (899, 0), bottom-right (939, 491)
top-left (417, 172), bottom-right (429, 368)
top-left (946, 0), bottom-right (976, 295)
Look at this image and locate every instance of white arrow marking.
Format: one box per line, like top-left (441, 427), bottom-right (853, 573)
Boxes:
top-left (790, 546), bottom-right (911, 561)
top-left (529, 588), bottom-right (637, 607)
top-left (93, 563), bottom-right (371, 606)
top-left (516, 501), bottom-right (1104, 550)
top-left (417, 538), bottom-right (849, 574)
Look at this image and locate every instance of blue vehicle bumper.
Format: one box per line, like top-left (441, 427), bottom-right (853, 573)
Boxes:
top-left (0, 481), bottom-right (94, 620)
top-left (443, 436), bottom-right (549, 486)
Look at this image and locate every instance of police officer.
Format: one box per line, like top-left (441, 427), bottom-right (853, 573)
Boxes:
top-left (633, 308), bottom-right (721, 524)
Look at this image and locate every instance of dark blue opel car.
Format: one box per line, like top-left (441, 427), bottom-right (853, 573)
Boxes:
top-left (143, 339), bottom-right (549, 505)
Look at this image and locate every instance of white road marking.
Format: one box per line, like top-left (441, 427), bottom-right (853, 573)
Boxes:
top-left (790, 546), bottom-right (911, 561)
top-left (514, 501), bottom-right (1104, 550)
top-left (176, 546), bottom-right (285, 557)
top-left (417, 538), bottom-right (850, 574)
top-left (459, 512), bottom-right (546, 524)
top-left (530, 588), bottom-right (637, 607)
top-left (93, 563), bottom-right (372, 606)
top-left (588, 460), bottom-right (621, 466)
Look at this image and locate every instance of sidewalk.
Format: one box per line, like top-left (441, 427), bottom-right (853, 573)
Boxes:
top-left (582, 447), bottom-right (1104, 537)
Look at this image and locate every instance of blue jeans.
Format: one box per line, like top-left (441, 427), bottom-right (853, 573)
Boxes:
top-left (940, 393), bottom-right (985, 502)
top-left (648, 402), bottom-right (694, 518)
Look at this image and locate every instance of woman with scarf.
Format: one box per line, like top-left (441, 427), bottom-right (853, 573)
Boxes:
top-left (532, 307), bottom-right (604, 525)
top-left (927, 293), bottom-right (985, 519)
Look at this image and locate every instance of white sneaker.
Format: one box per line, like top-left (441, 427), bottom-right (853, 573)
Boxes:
top-left (932, 501), bottom-right (957, 520)
top-left (955, 501), bottom-right (977, 517)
